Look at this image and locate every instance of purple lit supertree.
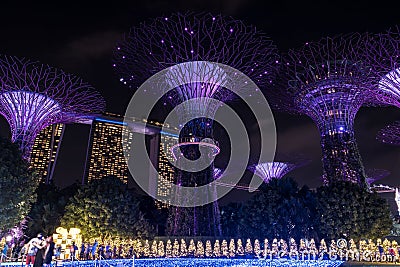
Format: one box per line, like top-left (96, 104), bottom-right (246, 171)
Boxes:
top-left (377, 120), bottom-right (400, 146)
top-left (113, 12), bottom-right (279, 236)
top-left (0, 55), bottom-right (105, 159)
top-left (363, 26), bottom-right (400, 107)
top-left (267, 33), bottom-right (379, 187)
top-left (362, 27), bottom-right (400, 146)
top-left (247, 154), bottom-right (310, 183)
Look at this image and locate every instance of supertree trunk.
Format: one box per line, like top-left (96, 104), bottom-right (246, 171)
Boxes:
top-left (320, 130), bottom-right (367, 186)
top-left (167, 119), bottom-right (221, 237)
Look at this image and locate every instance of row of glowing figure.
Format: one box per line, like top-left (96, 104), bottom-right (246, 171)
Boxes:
top-left (110, 237), bottom-right (398, 262)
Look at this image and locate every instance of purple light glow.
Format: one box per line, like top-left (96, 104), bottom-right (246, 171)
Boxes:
top-left (264, 33), bottom-right (381, 186)
top-left (248, 154), bottom-right (310, 184)
top-left (170, 141), bottom-right (220, 160)
top-left (378, 67), bottom-right (400, 105)
top-left (248, 162), bottom-right (298, 183)
top-left (362, 26), bottom-right (400, 107)
top-left (376, 120), bottom-right (400, 146)
top-left (365, 168), bottom-right (390, 184)
top-left (213, 167), bottom-right (224, 179)
top-left (164, 61), bottom-right (230, 124)
top-left (113, 12), bottom-right (279, 237)
top-left (113, 12), bottom-right (279, 101)
top-left (0, 55), bottom-right (105, 159)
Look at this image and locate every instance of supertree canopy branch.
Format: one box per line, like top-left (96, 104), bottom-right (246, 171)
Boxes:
top-left (275, 33), bottom-right (379, 187)
top-left (248, 162), bottom-right (297, 183)
top-left (248, 153), bottom-right (310, 184)
top-left (0, 55), bottom-right (106, 159)
top-left (113, 12), bottom-right (279, 137)
top-left (362, 26), bottom-right (400, 107)
top-left (164, 61), bottom-right (233, 137)
top-left (113, 12), bottom-right (279, 90)
top-left (377, 120), bottom-right (400, 146)
top-left (114, 12), bottom-right (279, 237)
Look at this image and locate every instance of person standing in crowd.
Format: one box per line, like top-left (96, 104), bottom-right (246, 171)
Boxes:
top-left (98, 244), bottom-right (105, 259)
top-left (54, 245), bottom-right (62, 260)
top-left (69, 242), bottom-right (78, 261)
top-left (128, 246), bottom-right (133, 258)
top-left (85, 243), bottom-right (91, 260)
top-left (43, 236), bottom-right (55, 267)
top-left (32, 234), bottom-right (46, 267)
top-left (91, 240), bottom-right (98, 260)
top-left (25, 234), bottom-right (42, 267)
top-left (105, 244), bottom-right (110, 259)
top-left (79, 243), bottom-right (85, 260)
top-left (112, 245), bottom-right (117, 259)
top-left (1, 243), bottom-right (8, 262)
top-left (117, 244), bottom-right (123, 259)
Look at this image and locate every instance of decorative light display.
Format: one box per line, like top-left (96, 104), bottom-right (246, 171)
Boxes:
top-left (268, 33), bottom-right (379, 186)
top-left (377, 120), bottom-right (400, 146)
top-left (247, 153), bottom-right (310, 183)
top-left (113, 12), bottom-right (279, 237)
top-left (44, 258), bottom-right (345, 267)
top-left (0, 55), bottom-right (105, 159)
top-left (5, 237), bottom-right (400, 265)
top-left (53, 227), bottom-right (82, 260)
top-left (361, 26), bottom-right (400, 107)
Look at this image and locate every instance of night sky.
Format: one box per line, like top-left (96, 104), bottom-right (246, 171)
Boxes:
top-left (0, 1), bottom-right (400, 201)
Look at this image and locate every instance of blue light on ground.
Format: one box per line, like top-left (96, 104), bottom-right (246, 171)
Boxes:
top-left (1, 258), bottom-right (345, 267)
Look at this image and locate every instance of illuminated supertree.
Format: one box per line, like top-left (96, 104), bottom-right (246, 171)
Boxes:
top-left (267, 33), bottom-right (379, 187)
top-left (113, 12), bottom-right (279, 236)
top-left (247, 153), bottom-right (310, 183)
top-left (363, 26), bottom-right (400, 107)
top-left (0, 55), bottom-right (105, 159)
top-left (363, 26), bottom-right (400, 146)
top-left (377, 120), bottom-right (400, 145)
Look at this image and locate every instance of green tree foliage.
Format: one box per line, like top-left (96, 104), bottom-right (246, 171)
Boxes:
top-left (236, 177), bottom-right (318, 240)
top-left (138, 195), bottom-right (168, 236)
top-left (60, 176), bottom-right (154, 242)
top-left (25, 182), bottom-right (79, 238)
top-left (220, 202), bottom-right (242, 238)
top-left (315, 181), bottom-right (392, 240)
top-left (0, 136), bottom-right (40, 237)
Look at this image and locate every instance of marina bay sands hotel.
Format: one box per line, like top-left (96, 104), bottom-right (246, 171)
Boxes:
top-left (29, 112), bottom-right (179, 208)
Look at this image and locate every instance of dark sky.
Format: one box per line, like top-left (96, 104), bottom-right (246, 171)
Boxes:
top-left (0, 0), bottom-right (400, 197)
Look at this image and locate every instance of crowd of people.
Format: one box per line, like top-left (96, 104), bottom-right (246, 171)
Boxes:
top-left (76, 241), bottom-right (135, 260)
top-left (24, 233), bottom-right (55, 267)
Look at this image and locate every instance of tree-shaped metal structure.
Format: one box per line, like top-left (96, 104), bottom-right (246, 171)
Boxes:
top-left (113, 12), bottom-right (279, 237)
top-left (363, 26), bottom-right (400, 107)
top-left (377, 120), bottom-right (400, 146)
top-left (363, 26), bottom-right (400, 146)
top-left (0, 55), bottom-right (105, 159)
top-left (247, 153), bottom-right (310, 183)
top-left (268, 33), bottom-right (378, 187)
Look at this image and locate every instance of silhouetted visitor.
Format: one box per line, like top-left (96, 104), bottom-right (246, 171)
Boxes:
top-left (43, 236), bottom-right (55, 267)
top-left (69, 242), bottom-right (78, 261)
